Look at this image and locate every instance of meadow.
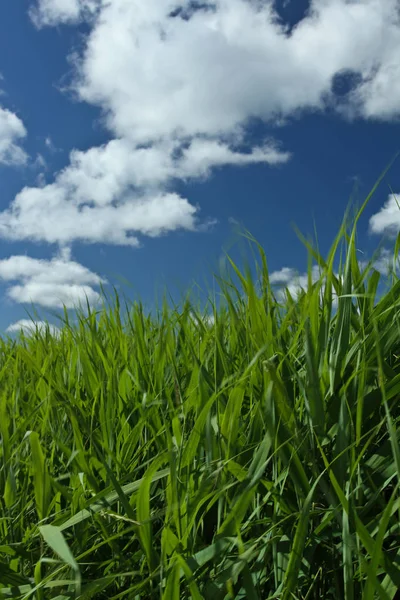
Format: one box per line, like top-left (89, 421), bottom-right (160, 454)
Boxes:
top-left (1, 168), bottom-right (400, 599)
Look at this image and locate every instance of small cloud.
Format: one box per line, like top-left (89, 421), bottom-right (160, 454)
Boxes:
top-left (359, 247), bottom-right (399, 276)
top-left (369, 193), bottom-right (400, 237)
top-left (32, 153), bottom-right (47, 170)
top-left (372, 248), bottom-right (398, 274)
top-left (6, 319), bottom-right (60, 337)
top-left (30, 154), bottom-right (48, 186)
top-left (0, 253), bottom-right (105, 309)
top-left (190, 311), bottom-right (215, 328)
top-left (44, 136), bottom-right (60, 153)
top-left (269, 265), bottom-right (339, 303)
top-left (0, 106), bottom-right (28, 166)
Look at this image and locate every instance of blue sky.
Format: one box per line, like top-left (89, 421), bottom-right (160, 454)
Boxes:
top-left (0, 0), bottom-right (399, 334)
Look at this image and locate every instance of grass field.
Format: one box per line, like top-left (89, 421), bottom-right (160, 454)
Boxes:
top-left (1, 168), bottom-right (400, 599)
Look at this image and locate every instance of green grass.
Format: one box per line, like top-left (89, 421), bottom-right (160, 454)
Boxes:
top-left (1, 168), bottom-right (400, 599)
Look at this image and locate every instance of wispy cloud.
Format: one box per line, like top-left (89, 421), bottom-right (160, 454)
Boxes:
top-left (44, 136), bottom-right (61, 153)
top-left (30, 0), bottom-right (100, 28)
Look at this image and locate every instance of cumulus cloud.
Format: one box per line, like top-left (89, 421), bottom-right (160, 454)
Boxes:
top-left (269, 265), bottom-right (347, 307)
top-left (0, 186), bottom-right (198, 247)
top-left (17, 0), bottom-right (400, 283)
top-left (0, 137), bottom-right (286, 246)
top-left (46, 0), bottom-right (400, 141)
top-left (20, 0), bottom-right (400, 249)
top-left (0, 254), bottom-right (104, 308)
top-left (7, 282), bottom-right (101, 308)
top-left (270, 265), bottom-right (324, 299)
top-left (369, 194), bottom-right (400, 236)
top-left (6, 319), bottom-right (60, 336)
top-left (0, 106), bottom-right (27, 165)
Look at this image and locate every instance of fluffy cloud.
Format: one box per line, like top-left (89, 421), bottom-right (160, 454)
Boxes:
top-left (35, 0), bottom-right (400, 141)
top-left (270, 265), bottom-right (324, 299)
top-left (6, 319), bottom-right (60, 336)
top-left (21, 0), bottom-right (400, 249)
top-left (7, 282), bottom-right (101, 308)
top-left (18, 0), bottom-right (400, 303)
top-left (0, 187), bottom-right (197, 247)
top-left (369, 194), bottom-right (400, 236)
top-left (0, 107), bottom-right (27, 165)
top-left (0, 253), bottom-right (104, 308)
top-left (270, 265), bottom-right (346, 307)
top-left (0, 137), bottom-right (287, 245)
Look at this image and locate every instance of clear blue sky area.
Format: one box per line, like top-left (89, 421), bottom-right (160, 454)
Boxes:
top-left (0, 0), bottom-right (399, 334)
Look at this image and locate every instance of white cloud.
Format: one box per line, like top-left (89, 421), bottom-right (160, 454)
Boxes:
top-left (190, 311), bottom-right (215, 328)
top-left (62, 0), bottom-right (400, 143)
top-left (0, 254), bottom-right (104, 308)
top-left (20, 0), bottom-right (400, 253)
top-left (0, 137), bottom-right (286, 246)
top-left (6, 319), bottom-right (60, 336)
top-left (270, 265), bottom-right (323, 299)
top-left (359, 247), bottom-right (400, 275)
top-left (269, 249), bottom-right (400, 304)
top-left (7, 282), bottom-right (101, 308)
top-left (0, 106), bottom-right (27, 165)
top-left (372, 248), bottom-right (397, 274)
top-left (44, 136), bottom-right (60, 153)
top-left (269, 264), bottom-right (344, 306)
top-left (0, 186), bottom-right (198, 246)
top-left (30, 0), bottom-right (100, 27)
top-left (369, 194), bottom-right (400, 236)
top-left (178, 138), bottom-right (290, 178)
